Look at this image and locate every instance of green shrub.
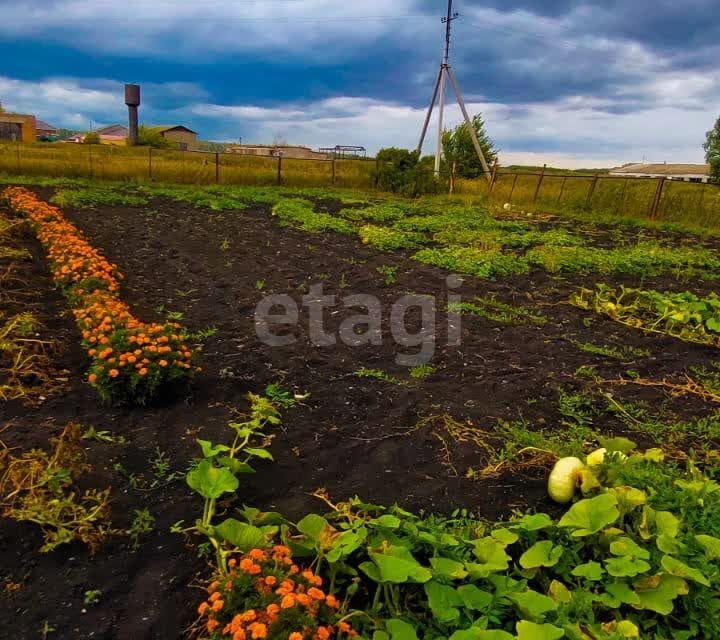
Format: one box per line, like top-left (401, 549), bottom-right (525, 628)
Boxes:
top-left (374, 147), bottom-right (443, 197)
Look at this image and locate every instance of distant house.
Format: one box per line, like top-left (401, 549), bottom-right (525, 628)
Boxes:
top-left (0, 112), bottom-right (36, 142)
top-left (66, 124), bottom-right (128, 145)
top-left (35, 119), bottom-right (57, 139)
top-left (610, 163), bottom-right (711, 184)
top-left (149, 125), bottom-right (198, 150)
top-left (225, 144), bottom-right (327, 160)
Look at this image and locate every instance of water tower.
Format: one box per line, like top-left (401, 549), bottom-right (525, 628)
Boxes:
top-left (125, 84), bottom-right (140, 145)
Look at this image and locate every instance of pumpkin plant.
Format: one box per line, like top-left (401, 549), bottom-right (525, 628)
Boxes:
top-left (175, 392), bottom-right (283, 573)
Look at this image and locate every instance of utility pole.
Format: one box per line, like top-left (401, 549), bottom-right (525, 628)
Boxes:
top-left (434, 0), bottom-right (456, 175)
top-left (418, 0), bottom-right (491, 181)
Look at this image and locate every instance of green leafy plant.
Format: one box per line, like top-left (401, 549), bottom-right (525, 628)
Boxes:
top-left (448, 296), bottom-right (547, 326)
top-left (376, 265), bottom-right (399, 286)
top-left (127, 508), bottom-right (155, 551)
top-left (571, 284), bottom-right (720, 346)
top-left (175, 393), bottom-right (282, 573)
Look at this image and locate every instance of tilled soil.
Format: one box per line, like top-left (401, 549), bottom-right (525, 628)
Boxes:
top-left (1, 188), bottom-right (718, 639)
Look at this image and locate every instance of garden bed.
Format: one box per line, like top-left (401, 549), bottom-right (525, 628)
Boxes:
top-left (1, 184), bottom-right (720, 638)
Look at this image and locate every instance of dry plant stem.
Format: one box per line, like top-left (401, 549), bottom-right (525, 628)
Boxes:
top-left (600, 374), bottom-right (720, 404)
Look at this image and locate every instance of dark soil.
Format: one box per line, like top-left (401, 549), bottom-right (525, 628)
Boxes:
top-left (1, 187), bottom-right (718, 639)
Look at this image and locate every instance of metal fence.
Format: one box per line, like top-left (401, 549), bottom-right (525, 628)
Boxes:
top-left (0, 142), bottom-right (378, 189)
top-left (1, 142), bottom-right (718, 227)
top-left (468, 166), bottom-right (720, 227)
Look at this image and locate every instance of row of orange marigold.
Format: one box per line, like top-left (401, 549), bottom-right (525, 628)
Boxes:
top-left (196, 545), bottom-right (357, 640)
top-left (1, 186), bottom-right (200, 403)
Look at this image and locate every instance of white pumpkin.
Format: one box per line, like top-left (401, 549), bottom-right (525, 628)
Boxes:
top-left (548, 457), bottom-right (585, 503)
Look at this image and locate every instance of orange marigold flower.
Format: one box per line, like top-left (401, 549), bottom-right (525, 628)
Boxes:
top-left (248, 623), bottom-right (267, 639)
top-left (240, 610), bottom-right (257, 623)
top-left (138, 367), bottom-right (148, 376)
top-left (88, 373), bottom-right (97, 383)
top-left (266, 603), bottom-right (280, 616)
top-left (316, 626), bottom-right (330, 640)
top-left (325, 595), bottom-right (340, 609)
top-left (211, 599), bottom-right (224, 612)
top-left (209, 591), bottom-right (221, 602)
top-left (289, 634), bottom-right (303, 640)
top-left (264, 575), bottom-right (277, 586)
top-left (197, 602), bottom-right (209, 616)
top-left (108, 369), bottom-right (119, 378)
top-left (308, 587), bottom-right (325, 601)
top-left (281, 594), bottom-right (296, 609)
top-left (239, 558), bottom-right (255, 573)
top-left (233, 630), bottom-right (247, 640)
top-left (249, 549), bottom-right (267, 561)
top-left (207, 618), bottom-right (219, 632)
top-left (228, 558), bottom-right (237, 568)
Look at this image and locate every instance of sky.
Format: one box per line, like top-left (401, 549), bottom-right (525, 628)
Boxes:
top-left (1, 0), bottom-right (718, 168)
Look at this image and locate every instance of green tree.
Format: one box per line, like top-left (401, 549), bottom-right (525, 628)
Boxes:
top-left (704, 115), bottom-right (720, 183)
top-left (374, 147), bottom-right (442, 197)
top-left (83, 131), bottom-right (100, 145)
top-left (134, 125), bottom-right (173, 149)
top-left (442, 113), bottom-right (497, 179)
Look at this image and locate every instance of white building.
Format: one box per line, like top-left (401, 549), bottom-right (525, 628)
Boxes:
top-left (609, 163), bottom-right (711, 183)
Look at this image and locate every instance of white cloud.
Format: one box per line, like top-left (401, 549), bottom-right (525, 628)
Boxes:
top-left (0, 74), bottom-right (712, 168)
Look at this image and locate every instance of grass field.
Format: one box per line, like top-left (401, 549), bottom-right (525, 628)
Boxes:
top-left (2, 143), bottom-right (717, 232)
top-left (3, 178), bottom-right (720, 638)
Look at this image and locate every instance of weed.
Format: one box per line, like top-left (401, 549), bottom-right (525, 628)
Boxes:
top-left (376, 265), bottom-right (399, 285)
top-left (255, 279), bottom-right (266, 291)
top-left (571, 339), bottom-right (649, 361)
top-left (0, 424), bottom-right (115, 552)
top-left (264, 382), bottom-right (297, 409)
top-left (353, 367), bottom-right (402, 384)
top-left (81, 425), bottom-right (126, 444)
top-left (83, 589), bottom-right (102, 606)
top-left (409, 363), bottom-right (435, 379)
top-left (272, 199), bottom-right (355, 235)
top-left (413, 246), bottom-right (529, 279)
top-left (127, 508), bottom-right (155, 551)
top-left (448, 295), bottom-right (547, 325)
top-left (359, 225), bottom-right (426, 251)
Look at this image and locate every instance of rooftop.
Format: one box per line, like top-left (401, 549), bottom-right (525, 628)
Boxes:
top-left (611, 163), bottom-right (709, 176)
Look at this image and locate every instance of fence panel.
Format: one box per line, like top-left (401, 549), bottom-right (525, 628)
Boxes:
top-left (219, 154), bottom-right (280, 186)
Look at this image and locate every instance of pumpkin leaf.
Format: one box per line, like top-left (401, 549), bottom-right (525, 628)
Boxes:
top-left (519, 541), bottom-right (563, 569)
top-left (186, 459), bottom-right (238, 499)
top-left (558, 494), bottom-right (619, 537)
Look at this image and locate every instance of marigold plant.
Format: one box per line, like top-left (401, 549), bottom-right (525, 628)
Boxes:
top-left (1, 187), bottom-right (199, 403)
top-left (196, 546), bottom-right (356, 640)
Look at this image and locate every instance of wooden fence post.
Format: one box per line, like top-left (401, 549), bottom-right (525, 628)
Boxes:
top-left (148, 146), bottom-right (153, 180)
top-left (331, 158), bottom-right (336, 185)
top-left (374, 157), bottom-right (380, 188)
top-left (508, 173), bottom-right (519, 203)
top-left (557, 177), bottom-right (567, 205)
top-left (277, 154), bottom-right (283, 186)
top-left (586, 173), bottom-right (599, 207)
top-left (488, 158), bottom-right (498, 194)
top-left (697, 183), bottom-right (707, 217)
top-left (649, 177), bottom-right (666, 219)
top-left (532, 163), bottom-right (546, 202)
top-left (449, 161), bottom-right (456, 194)
top-left (215, 152), bottom-right (220, 184)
